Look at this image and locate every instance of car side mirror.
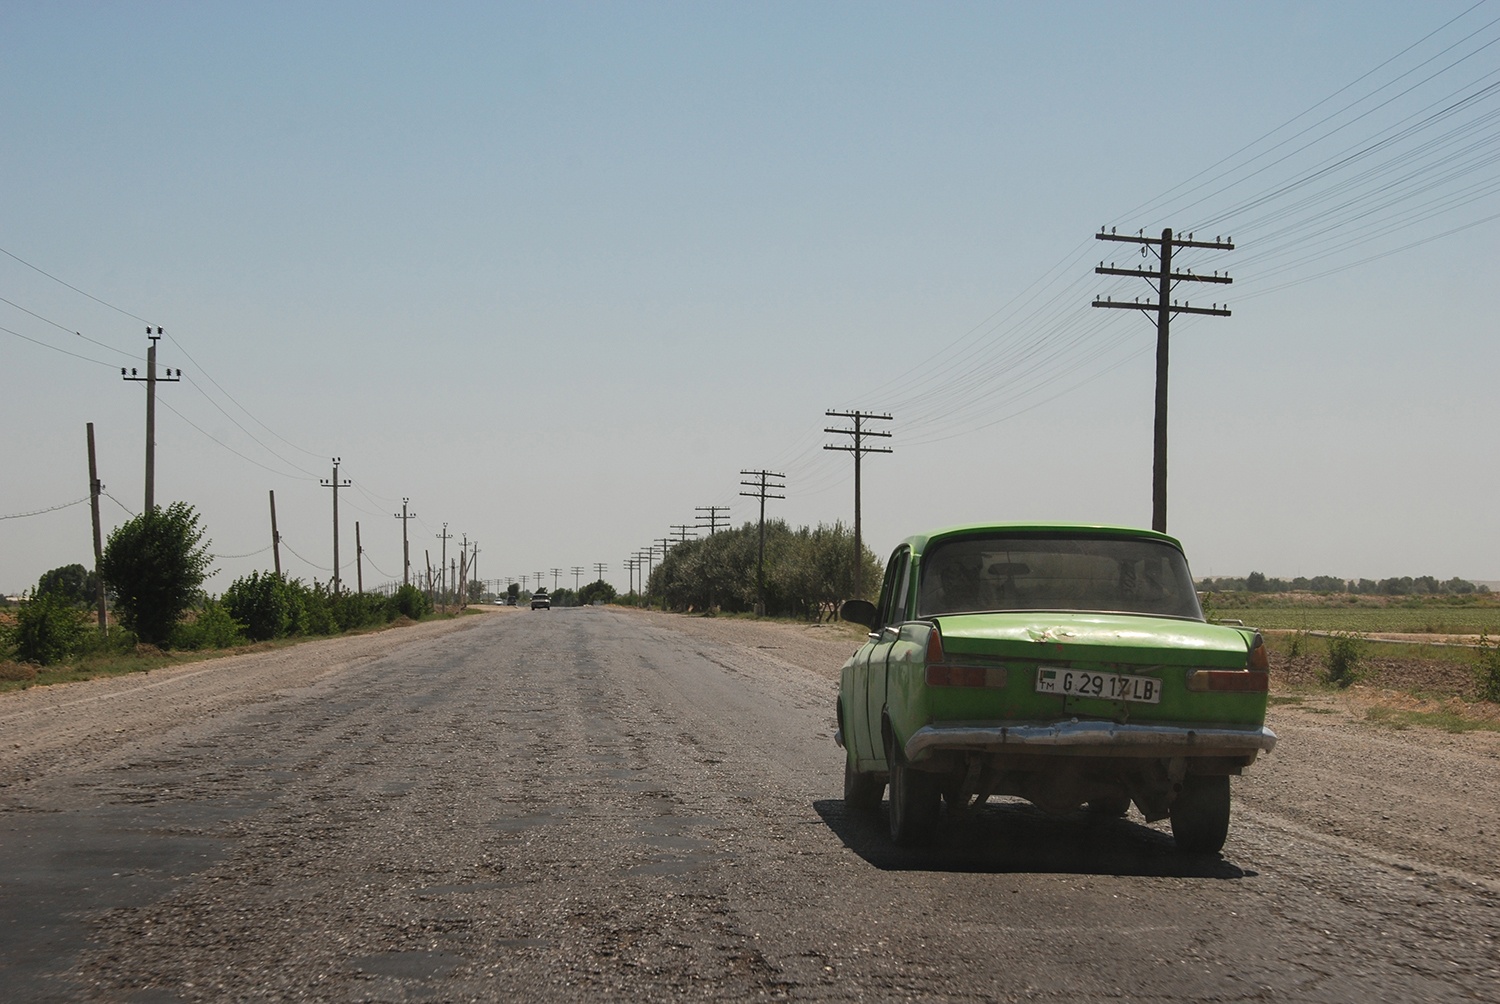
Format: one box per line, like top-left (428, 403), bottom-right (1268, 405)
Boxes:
top-left (840, 599), bottom-right (878, 630)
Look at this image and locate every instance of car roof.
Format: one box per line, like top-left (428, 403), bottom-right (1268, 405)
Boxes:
top-left (899, 522), bottom-right (1184, 559)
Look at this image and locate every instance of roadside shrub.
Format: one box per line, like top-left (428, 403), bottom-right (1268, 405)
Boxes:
top-left (5, 590), bottom-right (84, 665)
top-left (1475, 632), bottom-right (1500, 704)
top-left (170, 599), bottom-right (246, 651)
top-left (100, 502), bottom-right (214, 647)
top-left (1287, 629), bottom-right (1310, 659)
top-left (389, 583), bottom-right (431, 620)
top-left (223, 571), bottom-right (293, 641)
top-left (1323, 631), bottom-right (1365, 688)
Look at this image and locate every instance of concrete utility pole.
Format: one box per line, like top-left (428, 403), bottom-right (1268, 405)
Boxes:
top-left (320, 458), bottom-right (352, 593)
top-left (355, 521), bottom-right (364, 594)
top-left (85, 423), bottom-right (107, 634)
top-left (268, 490), bottom-right (282, 576)
top-left (824, 411), bottom-right (892, 596)
top-left (436, 524), bottom-right (453, 605)
top-left (393, 498), bottom-right (416, 586)
top-left (739, 469), bottom-right (786, 615)
top-left (1093, 227), bottom-right (1234, 532)
top-left (470, 542), bottom-right (479, 598)
top-left (695, 506), bottom-right (729, 535)
top-left (120, 327), bottom-right (180, 514)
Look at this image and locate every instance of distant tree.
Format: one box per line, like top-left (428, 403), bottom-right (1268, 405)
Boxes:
top-left (506, 582), bottom-right (520, 603)
top-left (99, 502), bottom-right (214, 647)
top-left (578, 579), bottom-right (616, 605)
top-left (1245, 571), bottom-right (1269, 593)
top-left (467, 579), bottom-right (485, 603)
top-left (35, 563), bottom-right (99, 606)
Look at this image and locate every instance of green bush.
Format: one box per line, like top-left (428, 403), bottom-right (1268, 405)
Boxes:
top-left (6, 590), bottom-right (85, 665)
top-left (99, 502), bottom-right (214, 647)
top-left (1476, 632), bottom-right (1500, 704)
top-left (1323, 631), bottom-right (1365, 688)
top-left (223, 571), bottom-right (293, 641)
top-left (389, 583), bottom-right (431, 620)
top-left (170, 599), bottom-right (246, 651)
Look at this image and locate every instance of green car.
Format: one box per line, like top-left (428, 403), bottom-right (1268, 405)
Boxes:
top-left (836, 523), bottom-right (1276, 853)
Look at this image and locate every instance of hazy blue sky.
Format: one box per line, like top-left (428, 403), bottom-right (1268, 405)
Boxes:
top-left (3, 1), bottom-right (1497, 596)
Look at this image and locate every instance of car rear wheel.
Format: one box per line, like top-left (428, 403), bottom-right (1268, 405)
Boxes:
top-left (1170, 774), bottom-right (1231, 853)
top-left (886, 735), bottom-right (940, 846)
top-left (1086, 793), bottom-right (1132, 818)
top-left (843, 756), bottom-right (884, 815)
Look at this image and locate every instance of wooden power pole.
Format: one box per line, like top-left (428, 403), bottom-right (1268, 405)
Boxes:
top-left (739, 469), bottom-right (786, 615)
top-left (86, 423), bottom-right (107, 633)
top-left (824, 410), bottom-right (892, 596)
top-left (321, 458), bottom-right (351, 593)
top-left (268, 490), bottom-right (282, 576)
top-left (120, 327), bottom-right (180, 514)
top-left (1092, 227), bottom-right (1234, 532)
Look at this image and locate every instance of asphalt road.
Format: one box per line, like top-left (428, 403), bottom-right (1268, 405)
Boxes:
top-left (2, 607), bottom-right (1496, 1002)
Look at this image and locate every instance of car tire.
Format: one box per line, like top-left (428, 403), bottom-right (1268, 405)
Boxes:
top-left (1170, 774), bottom-right (1231, 854)
top-left (843, 756), bottom-right (884, 815)
top-left (1086, 793), bottom-right (1132, 818)
top-left (886, 735), bottom-right (940, 846)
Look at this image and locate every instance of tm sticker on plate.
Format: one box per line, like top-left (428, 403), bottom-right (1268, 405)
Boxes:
top-left (1036, 668), bottom-right (1161, 704)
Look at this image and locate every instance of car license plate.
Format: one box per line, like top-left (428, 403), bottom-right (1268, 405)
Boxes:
top-left (1035, 668), bottom-right (1161, 704)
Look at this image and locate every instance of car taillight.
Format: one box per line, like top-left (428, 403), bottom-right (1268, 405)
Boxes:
top-left (926, 663), bottom-right (1008, 688)
top-left (1185, 669), bottom-right (1269, 693)
top-left (926, 626), bottom-right (945, 665)
top-left (1248, 632), bottom-right (1271, 671)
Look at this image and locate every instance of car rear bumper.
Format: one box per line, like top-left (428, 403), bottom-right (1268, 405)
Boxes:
top-left (905, 719), bottom-right (1278, 761)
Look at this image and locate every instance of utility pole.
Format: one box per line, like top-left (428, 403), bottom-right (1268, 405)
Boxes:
top-left (85, 423), bottom-right (107, 634)
top-left (436, 524), bottom-right (453, 606)
top-left (320, 458), bottom-right (352, 594)
top-left (572, 566), bottom-right (585, 592)
top-left (470, 542), bottom-right (479, 599)
top-left (550, 568), bottom-right (563, 591)
top-left (120, 326), bottom-right (180, 514)
top-left (824, 411), bottom-right (892, 596)
top-left (268, 490), bottom-right (282, 576)
top-left (1092, 227), bottom-right (1234, 532)
top-left (593, 562), bottom-right (608, 586)
top-left (393, 498), bottom-right (415, 586)
top-left (695, 505), bottom-right (729, 535)
top-left (637, 550), bottom-right (654, 604)
top-left (670, 524), bottom-right (697, 546)
top-left (355, 521), bottom-right (364, 594)
top-left (739, 469), bottom-right (786, 615)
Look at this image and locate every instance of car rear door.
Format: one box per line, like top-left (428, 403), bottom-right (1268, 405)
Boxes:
top-left (860, 547), bottom-right (911, 765)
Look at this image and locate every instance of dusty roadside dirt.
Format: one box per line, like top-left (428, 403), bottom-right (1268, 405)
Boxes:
top-left (0, 609), bottom-right (508, 789)
top-left (623, 609), bottom-right (1500, 882)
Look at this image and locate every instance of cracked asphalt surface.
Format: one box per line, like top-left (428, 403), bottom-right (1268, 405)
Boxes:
top-left (2, 606), bottom-right (1497, 1001)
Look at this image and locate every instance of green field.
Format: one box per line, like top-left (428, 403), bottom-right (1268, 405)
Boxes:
top-left (1202, 597), bottom-right (1500, 635)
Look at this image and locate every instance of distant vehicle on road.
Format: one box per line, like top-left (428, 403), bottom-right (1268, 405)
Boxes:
top-left (531, 589), bottom-right (550, 610)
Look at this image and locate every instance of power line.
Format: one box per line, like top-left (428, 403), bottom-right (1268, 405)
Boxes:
top-left (0, 496), bottom-right (89, 521)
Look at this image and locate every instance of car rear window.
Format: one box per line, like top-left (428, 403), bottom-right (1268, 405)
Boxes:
top-left (916, 533), bottom-right (1202, 620)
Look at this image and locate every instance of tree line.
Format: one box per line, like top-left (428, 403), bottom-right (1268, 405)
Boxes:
top-left (648, 520), bottom-right (881, 618)
top-left (2, 501), bottom-right (433, 668)
top-left (1197, 572), bottom-right (1490, 595)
